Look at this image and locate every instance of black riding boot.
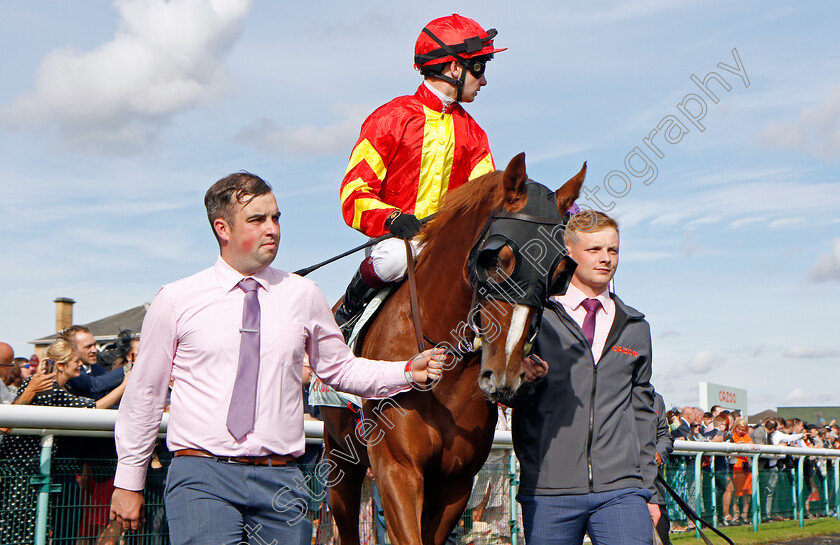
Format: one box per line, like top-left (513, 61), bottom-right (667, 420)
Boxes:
top-left (334, 269), bottom-right (378, 340)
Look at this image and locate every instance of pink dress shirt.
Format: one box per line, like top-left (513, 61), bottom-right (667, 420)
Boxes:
top-left (114, 257), bottom-right (410, 491)
top-left (554, 283), bottom-right (615, 364)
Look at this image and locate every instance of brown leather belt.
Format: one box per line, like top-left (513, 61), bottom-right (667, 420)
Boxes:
top-left (174, 448), bottom-right (296, 466)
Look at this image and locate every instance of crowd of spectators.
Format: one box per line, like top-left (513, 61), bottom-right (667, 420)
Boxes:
top-left (663, 404), bottom-right (839, 531)
top-left (5, 334), bottom-right (840, 543)
top-left (0, 327), bottom-right (136, 544)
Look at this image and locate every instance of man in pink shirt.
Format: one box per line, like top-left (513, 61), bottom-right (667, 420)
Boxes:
top-left (109, 172), bottom-right (443, 544)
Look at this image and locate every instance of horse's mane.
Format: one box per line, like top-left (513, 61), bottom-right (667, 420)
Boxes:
top-left (417, 170), bottom-right (503, 268)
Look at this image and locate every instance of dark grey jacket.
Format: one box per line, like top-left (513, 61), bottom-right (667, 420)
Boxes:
top-left (511, 294), bottom-right (656, 496)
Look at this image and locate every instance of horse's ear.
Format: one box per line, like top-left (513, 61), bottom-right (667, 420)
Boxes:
top-left (502, 152), bottom-right (528, 211)
top-left (555, 162), bottom-right (587, 215)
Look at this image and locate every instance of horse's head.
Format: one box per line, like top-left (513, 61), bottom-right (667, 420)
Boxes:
top-left (467, 153), bottom-right (585, 403)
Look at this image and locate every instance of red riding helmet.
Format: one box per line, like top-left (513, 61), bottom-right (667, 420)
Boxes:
top-left (414, 14), bottom-right (506, 70)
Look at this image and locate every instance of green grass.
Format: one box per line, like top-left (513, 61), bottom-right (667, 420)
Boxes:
top-left (671, 518), bottom-right (840, 544)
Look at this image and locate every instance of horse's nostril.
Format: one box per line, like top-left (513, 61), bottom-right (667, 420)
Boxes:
top-left (478, 369), bottom-right (497, 394)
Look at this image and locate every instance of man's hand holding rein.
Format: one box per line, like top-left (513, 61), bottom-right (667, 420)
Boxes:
top-left (405, 347), bottom-right (445, 388)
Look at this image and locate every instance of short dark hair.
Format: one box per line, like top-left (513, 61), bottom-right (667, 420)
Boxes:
top-left (204, 172), bottom-right (272, 242)
top-left (59, 325), bottom-right (91, 343)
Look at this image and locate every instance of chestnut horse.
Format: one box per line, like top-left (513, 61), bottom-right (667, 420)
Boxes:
top-left (320, 153), bottom-right (585, 544)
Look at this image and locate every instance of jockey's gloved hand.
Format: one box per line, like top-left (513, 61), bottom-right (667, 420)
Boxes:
top-left (385, 210), bottom-right (422, 240)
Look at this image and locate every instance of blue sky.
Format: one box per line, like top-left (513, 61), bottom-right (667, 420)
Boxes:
top-left (1, 1), bottom-right (838, 413)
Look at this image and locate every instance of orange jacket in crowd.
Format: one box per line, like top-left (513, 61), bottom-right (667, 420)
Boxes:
top-left (340, 83), bottom-right (495, 237)
top-left (732, 429), bottom-right (754, 470)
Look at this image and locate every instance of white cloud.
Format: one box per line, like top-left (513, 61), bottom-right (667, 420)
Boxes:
top-left (235, 104), bottom-right (370, 157)
top-left (729, 216), bottom-right (765, 229)
top-left (0, 0), bottom-right (252, 153)
top-left (768, 217), bottom-right (804, 229)
top-left (664, 350), bottom-right (722, 378)
top-left (758, 85), bottom-right (840, 162)
top-left (783, 346), bottom-right (840, 359)
top-left (688, 216), bottom-right (719, 227)
top-left (613, 172), bottom-right (840, 233)
top-left (809, 238), bottom-right (840, 282)
top-left (783, 387), bottom-right (836, 405)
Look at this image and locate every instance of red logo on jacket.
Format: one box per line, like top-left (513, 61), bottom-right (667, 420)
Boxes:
top-left (611, 345), bottom-right (638, 357)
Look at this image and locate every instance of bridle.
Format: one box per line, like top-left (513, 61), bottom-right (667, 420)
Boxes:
top-left (407, 181), bottom-right (577, 363)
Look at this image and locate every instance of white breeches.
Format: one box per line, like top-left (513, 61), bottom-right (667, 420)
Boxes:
top-left (367, 238), bottom-right (424, 283)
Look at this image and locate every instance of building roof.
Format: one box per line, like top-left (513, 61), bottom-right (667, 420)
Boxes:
top-left (747, 409), bottom-right (777, 425)
top-left (29, 303), bottom-right (149, 345)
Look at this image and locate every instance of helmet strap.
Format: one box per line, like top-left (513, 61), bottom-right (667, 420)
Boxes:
top-left (426, 64), bottom-right (467, 102)
top-left (455, 66), bottom-right (467, 102)
top-left (419, 27), bottom-right (470, 102)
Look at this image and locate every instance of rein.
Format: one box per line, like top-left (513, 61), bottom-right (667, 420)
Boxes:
top-left (405, 239), bottom-right (481, 363)
top-left (405, 240), bottom-right (426, 353)
top-left (403, 200), bottom-right (562, 363)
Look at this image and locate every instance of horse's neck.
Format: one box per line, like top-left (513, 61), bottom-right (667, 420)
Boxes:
top-left (414, 199), bottom-right (495, 356)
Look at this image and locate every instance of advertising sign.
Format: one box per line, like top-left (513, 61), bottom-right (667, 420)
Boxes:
top-left (699, 382), bottom-right (748, 414)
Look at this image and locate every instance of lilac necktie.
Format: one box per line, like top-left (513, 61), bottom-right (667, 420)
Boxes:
top-left (580, 298), bottom-right (602, 347)
top-left (227, 278), bottom-right (261, 440)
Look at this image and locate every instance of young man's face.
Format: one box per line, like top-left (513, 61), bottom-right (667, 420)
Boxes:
top-left (459, 70), bottom-right (486, 103)
top-left (72, 331), bottom-right (98, 366)
top-left (216, 193), bottom-right (281, 276)
top-left (566, 227), bottom-right (619, 296)
top-left (440, 60), bottom-right (487, 103)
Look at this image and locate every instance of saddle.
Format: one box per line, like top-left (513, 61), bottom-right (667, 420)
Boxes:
top-left (309, 286), bottom-right (395, 411)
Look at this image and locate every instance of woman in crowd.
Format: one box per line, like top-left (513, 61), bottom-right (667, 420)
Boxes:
top-left (723, 418), bottom-right (754, 524)
top-left (0, 339), bottom-right (128, 544)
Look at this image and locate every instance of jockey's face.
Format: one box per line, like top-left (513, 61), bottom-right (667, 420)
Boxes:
top-left (433, 60), bottom-right (487, 103)
top-left (451, 61), bottom-right (486, 103)
top-left (216, 192), bottom-right (281, 276)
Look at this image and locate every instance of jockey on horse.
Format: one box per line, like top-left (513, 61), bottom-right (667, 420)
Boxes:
top-left (335, 14), bottom-right (506, 335)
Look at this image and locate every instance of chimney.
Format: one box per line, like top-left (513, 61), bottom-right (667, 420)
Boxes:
top-left (55, 297), bottom-right (75, 333)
